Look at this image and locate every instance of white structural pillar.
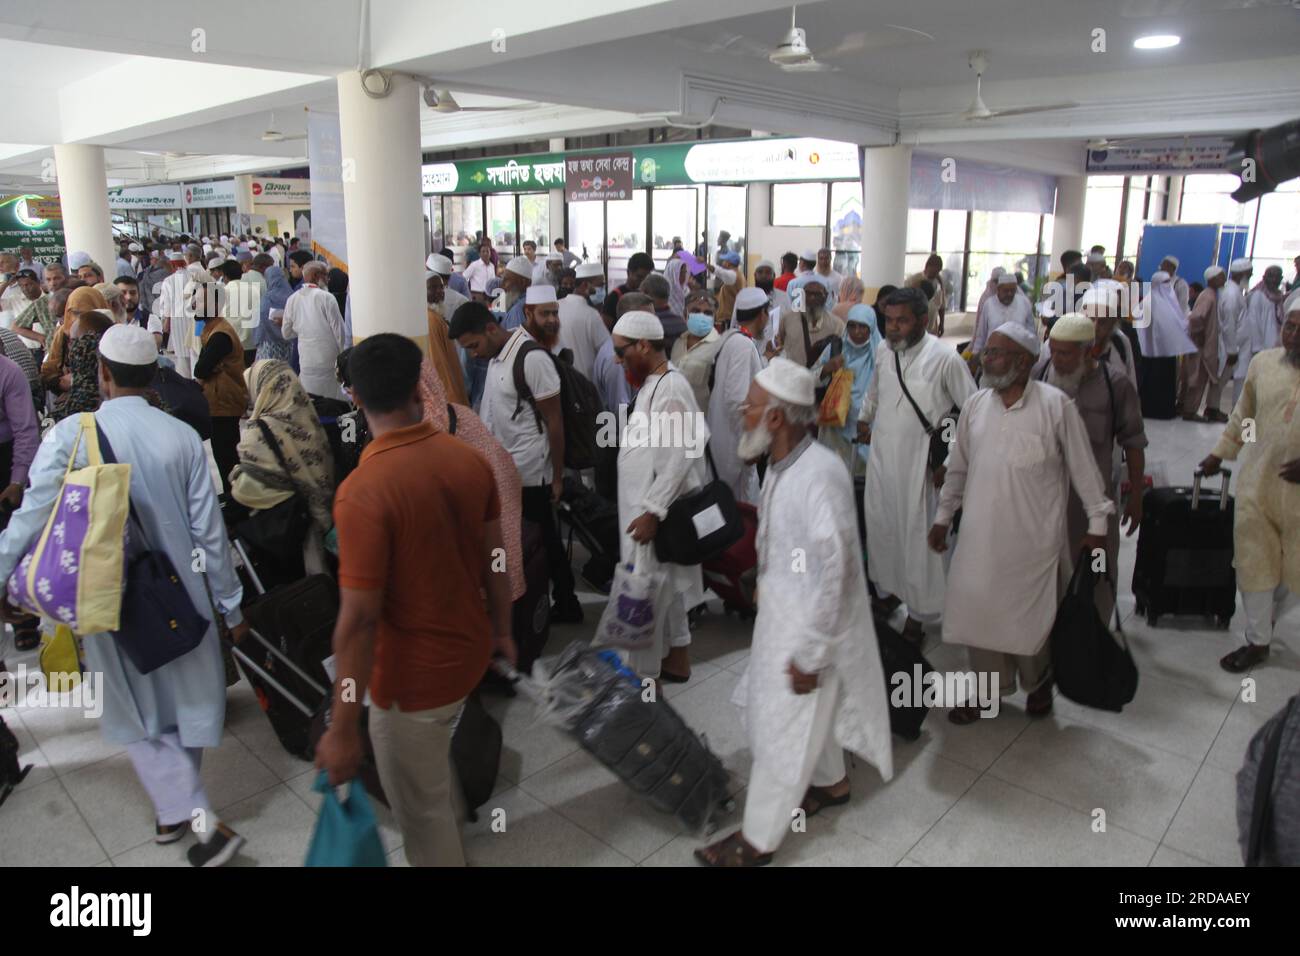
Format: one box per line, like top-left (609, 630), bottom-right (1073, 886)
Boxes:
top-left (53, 144), bottom-right (115, 271)
top-left (234, 174), bottom-right (256, 216)
top-left (1049, 174), bottom-right (1087, 269)
top-left (336, 70), bottom-right (426, 342)
top-left (547, 137), bottom-right (565, 249)
top-left (859, 144), bottom-right (912, 295)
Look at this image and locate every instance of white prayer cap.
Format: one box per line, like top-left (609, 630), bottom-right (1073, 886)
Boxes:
top-left (68, 250), bottom-right (91, 269)
top-left (220, 234), bottom-right (229, 243)
top-left (1161, 254), bottom-right (1179, 268)
top-left (202, 243), bottom-right (213, 254)
top-left (755, 259), bottom-right (776, 272)
top-left (98, 324), bottom-right (158, 366)
top-left (996, 271), bottom-right (1018, 286)
top-left (800, 248), bottom-right (818, 262)
top-left (166, 251), bottom-right (185, 262)
top-left (990, 321), bottom-right (1040, 356)
top-left (612, 310), bottom-right (664, 340)
top-left (575, 262), bottom-right (604, 280)
top-left (1049, 313), bottom-right (1096, 343)
top-left (249, 242), bottom-right (261, 251)
top-left (735, 286), bottom-right (770, 311)
top-left (427, 253), bottom-right (453, 276)
top-left (505, 255), bottom-right (533, 279)
top-left (1151, 270), bottom-right (1170, 283)
top-left (525, 285), bottom-right (558, 305)
top-left (1229, 257), bottom-right (1252, 274)
top-left (209, 256), bottom-right (226, 269)
top-left (754, 356), bottom-right (816, 408)
top-left (1087, 251), bottom-right (1105, 263)
top-left (200, 236), bottom-right (211, 243)
top-left (128, 242), bottom-right (143, 252)
top-left (544, 252), bottom-right (563, 263)
top-left (1203, 265), bottom-right (1225, 282)
top-left (1079, 285), bottom-right (1119, 312)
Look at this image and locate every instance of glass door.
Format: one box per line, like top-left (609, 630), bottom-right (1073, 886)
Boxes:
top-left (567, 199), bottom-right (605, 274)
top-left (651, 185), bottom-right (701, 270)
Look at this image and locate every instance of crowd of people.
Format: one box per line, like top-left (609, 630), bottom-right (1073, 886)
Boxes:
top-left (0, 226), bottom-right (1296, 868)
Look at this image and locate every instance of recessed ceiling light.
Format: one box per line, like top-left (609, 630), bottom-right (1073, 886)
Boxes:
top-left (1134, 34), bottom-right (1180, 50)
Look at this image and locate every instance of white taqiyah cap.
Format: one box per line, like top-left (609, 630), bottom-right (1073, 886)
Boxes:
top-left (735, 286), bottom-right (770, 311)
top-left (756, 259), bottom-right (776, 272)
top-left (1204, 265), bottom-right (1225, 282)
top-left (68, 250), bottom-right (91, 269)
top-left (612, 310), bottom-right (664, 340)
top-left (990, 321), bottom-right (1040, 355)
top-left (754, 356), bottom-right (816, 407)
top-left (575, 262), bottom-right (604, 280)
top-left (505, 256), bottom-right (533, 279)
top-left (800, 248), bottom-right (818, 262)
top-left (990, 266), bottom-right (1005, 279)
top-left (525, 285), bottom-right (558, 305)
top-left (1087, 251), bottom-right (1105, 263)
top-left (128, 242), bottom-right (143, 252)
top-left (1229, 258), bottom-right (1251, 273)
top-left (166, 251), bottom-right (184, 262)
top-left (1161, 255), bottom-right (1179, 268)
top-left (98, 323), bottom-right (159, 365)
top-left (427, 253), bottom-right (453, 276)
top-left (996, 271), bottom-right (1018, 285)
top-left (1049, 313), bottom-right (1096, 343)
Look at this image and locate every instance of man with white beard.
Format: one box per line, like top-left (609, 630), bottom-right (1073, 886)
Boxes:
top-left (859, 287), bottom-right (976, 644)
top-left (601, 310), bottom-right (707, 682)
top-left (971, 271), bottom-right (1035, 377)
top-left (1221, 259), bottom-right (1251, 405)
top-left (1241, 265), bottom-right (1286, 365)
top-left (776, 276), bottom-right (843, 369)
top-left (695, 358), bottom-right (892, 867)
top-left (498, 256), bottom-right (534, 331)
top-left (1160, 255), bottom-right (1191, 316)
top-left (557, 262), bottom-right (611, 383)
top-left (1034, 314), bottom-right (1147, 621)
top-left (929, 322), bottom-right (1113, 722)
top-left (706, 286), bottom-right (771, 504)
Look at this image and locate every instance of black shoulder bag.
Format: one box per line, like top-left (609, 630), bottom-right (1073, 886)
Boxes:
top-left (894, 349), bottom-right (957, 472)
top-left (233, 420), bottom-right (312, 571)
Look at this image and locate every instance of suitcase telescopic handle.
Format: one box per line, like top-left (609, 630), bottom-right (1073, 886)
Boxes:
top-left (1192, 467), bottom-right (1231, 510)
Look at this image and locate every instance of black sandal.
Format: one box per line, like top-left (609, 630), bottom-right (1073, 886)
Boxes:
top-left (694, 831), bottom-right (773, 868)
top-left (659, 670), bottom-right (690, 684)
top-left (801, 784), bottom-right (851, 818)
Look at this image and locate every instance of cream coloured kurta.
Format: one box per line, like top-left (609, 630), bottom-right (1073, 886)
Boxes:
top-left (705, 329), bottom-right (764, 504)
top-left (1210, 349), bottom-right (1300, 594)
top-left (860, 333), bottom-right (976, 617)
top-left (608, 367), bottom-right (708, 675)
top-left (732, 438), bottom-right (893, 788)
top-left (557, 293), bottom-right (610, 384)
top-left (1220, 277), bottom-right (1247, 379)
top-left (669, 327), bottom-right (721, 414)
top-left (1242, 285), bottom-right (1284, 369)
top-left (282, 284), bottom-right (347, 399)
top-left (777, 308), bottom-right (845, 369)
top-left (972, 292), bottom-right (1036, 354)
top-left (937, 381), bottom-right (1114, 656)
top-left (1187, 286), bottom-right (1222, 384)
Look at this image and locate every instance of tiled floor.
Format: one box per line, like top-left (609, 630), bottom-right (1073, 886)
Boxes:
top-left (1, 416), bottom-right (1295, 867)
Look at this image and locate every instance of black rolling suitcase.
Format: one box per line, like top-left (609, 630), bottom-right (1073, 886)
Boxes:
top-left (557, 476), bottom-right (621, 593)
top-left (875, 613), bottom-right (934, 741)
top-left (1132, 469), bottom-right (1236, 628)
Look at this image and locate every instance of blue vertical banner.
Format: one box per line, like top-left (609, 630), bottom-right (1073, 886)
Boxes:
top-left (307, 109), bottom-right (348, 270)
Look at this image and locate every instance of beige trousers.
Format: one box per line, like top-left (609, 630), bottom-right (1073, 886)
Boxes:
top-left (368, 697), bottom-right (466, 867)
top-left (967, 641), bottom-right (1052, 697)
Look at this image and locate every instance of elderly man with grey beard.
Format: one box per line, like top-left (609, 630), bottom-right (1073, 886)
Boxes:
top-left (1033, 314), bottom-right (1147, 621)
top-left (930, 321), bottom-right (1112, 722)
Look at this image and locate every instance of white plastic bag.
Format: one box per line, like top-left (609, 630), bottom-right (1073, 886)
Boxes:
top-left (593, 545), bottom-right (661, 651)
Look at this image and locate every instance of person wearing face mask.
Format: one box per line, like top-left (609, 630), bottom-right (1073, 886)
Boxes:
top-left (812, 303), bottom-right (882, 476)
top-left (557, 262), bottom-right (610, 384)
top-left (670, 290), bottom-right (724, 413)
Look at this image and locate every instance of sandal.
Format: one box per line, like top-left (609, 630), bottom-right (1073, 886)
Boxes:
top-left (659, 671), bottom-right (690, 684)
top-left (801, 783), bottom-right (850, 818)
top-left (694, 831), bottom-right (773, 868)
top-left (1025, 683), bottom-right (1054, 717)
top-left (947, 705), bottom-right (986, 725)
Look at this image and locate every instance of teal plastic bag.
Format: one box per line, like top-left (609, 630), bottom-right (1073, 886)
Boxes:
top-left (305, 772), bottom-right (388, 867)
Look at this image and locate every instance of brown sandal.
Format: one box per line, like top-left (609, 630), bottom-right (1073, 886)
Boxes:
top-left (947, 705), bottom-right (985, 725)
top-left (694, 831), bottom-right (773, 868)
top-left (801, 783), bottom-right (851, 818)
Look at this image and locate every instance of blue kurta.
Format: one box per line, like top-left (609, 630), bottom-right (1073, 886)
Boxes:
top-left (0, 396), bottom-right (243, 748)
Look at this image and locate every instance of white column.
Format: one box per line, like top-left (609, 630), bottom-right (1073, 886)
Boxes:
top-left (53, 144), bottom-right (115, 271)
top-left (1049, 174), bottom-right (1087, 269)
top-left (859, 144), bottom-right (911, 292)
top-left (1165, 175), bottom-right (1183, 222)
top-left (547, 137), bottom-right (565, 250)
top-left (336, 70), bottom-right (426, 341)
top-left (234, 174), bottom-right (256, 215)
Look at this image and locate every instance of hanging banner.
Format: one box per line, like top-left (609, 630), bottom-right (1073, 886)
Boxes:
top-left (1085, 136), bottom-right (1234, 174)
top-left (307, 110), bottom-right (347, 270)
top-left (251, 177), bottom-right (311, 205)
top-left (565, 151), bottom-right (634, 202)
top-left (0, 194), bottom-right (66, 262)
top-left (107, 183), bottom-right (182, 209)
top-left (182, 180), bottom-right (236, 209)
top-left (909, 152), bottom-right (1058, 215)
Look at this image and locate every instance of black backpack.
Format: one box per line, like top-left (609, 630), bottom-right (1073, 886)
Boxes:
top-left (511, 340), bottom-right (602, 470)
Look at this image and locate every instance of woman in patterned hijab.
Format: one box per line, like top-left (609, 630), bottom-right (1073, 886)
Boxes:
top-left (230, 359), bottom-right (336, 530)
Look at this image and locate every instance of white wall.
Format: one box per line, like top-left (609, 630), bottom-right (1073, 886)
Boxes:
top-left (745, 183), bottom-right (823, 275)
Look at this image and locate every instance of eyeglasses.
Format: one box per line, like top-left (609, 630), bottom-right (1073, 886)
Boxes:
top-left (613, 341), bottom-right (639, 358)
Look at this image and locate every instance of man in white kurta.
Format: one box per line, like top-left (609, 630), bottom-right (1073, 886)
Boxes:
top-left (1242, 266), bottom-right (1286, 364)
top-left (557, 263), bottom-right (611, 383)
top-left (696, 359), bottom-right (892, 867)
top-left (1220, 260), bottom-right (1251, 407)
top-left (1201, 305), bottom-right (1300, 674)
top-left (705, 287), bottom-right (770, 505)
top-left (930, 323), bottom-right (1113, 722)
top-left (859, 287), bottom-right (976, 642)
top-left (972, 272), bottom-right (1036, 360)
top-left (599, 311), bottom-right (707, 681)
top-left (153, 249), bottom-right (201, 378)
top-left (282, 261), bottom-right (347, 399)
top-left (0, 325), bottom-right (248, 866)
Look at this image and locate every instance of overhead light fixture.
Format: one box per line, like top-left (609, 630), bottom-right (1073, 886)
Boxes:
top-left (1134, 34), bottom-right (1180, 50)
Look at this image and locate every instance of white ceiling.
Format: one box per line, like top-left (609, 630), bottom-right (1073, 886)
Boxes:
top-left (0, 0), bottom-right (1296, 185)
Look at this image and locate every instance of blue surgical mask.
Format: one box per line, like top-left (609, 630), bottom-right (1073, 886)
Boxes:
top-left (687, 313), bottom-right (714, 337)
top-left (588, 287), bottom-right (606, 307)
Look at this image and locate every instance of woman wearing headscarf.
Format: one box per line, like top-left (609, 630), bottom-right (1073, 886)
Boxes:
top-left (55, 308), bottom-right (113, 420)
top-left (327, 267), bottom-right (348, 317)
top-left (664, 257), bottom-right (691, 318)
top-left (1135, 270), bottom-right (1198, 420)
top-left (831, 274), bottom-right (865, 322)
top-left (231, 359), bottom-right (337, 570)
top-left (417, 358), bottom-right (526, 605)
top-left (812, 303), bottom-right (882, 477)
top-left (41, 284), bottom-right (107, 395)
top-left (256, 264), bottom-right (294, 362)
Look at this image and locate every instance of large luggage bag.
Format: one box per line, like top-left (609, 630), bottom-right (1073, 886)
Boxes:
top-left (874, 613), bottom-right (934, 741)
top-left (701, 501), bottom-right (758, 618)
top-left (1237, 694), bottom-right (1300, 866)
top-left (513, 519), bottom-right (552, 674)
top-left (1132, 469), bottom-right (1236, 628)
top-left (504, 643), bottom-right (733, 833)
top-left (557, 476), bottom-right (620, 593)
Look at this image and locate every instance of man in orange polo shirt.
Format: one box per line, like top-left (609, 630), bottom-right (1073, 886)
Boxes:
top-left (315, 333), bottom-right (515, 867)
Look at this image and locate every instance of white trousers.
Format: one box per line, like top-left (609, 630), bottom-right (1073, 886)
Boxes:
top-left (1243, 586), bottom-right (1300, 647)
top-left (125, 732), bottom-right (213, 829)
top-left (742, 671), bottom-right (846, 855)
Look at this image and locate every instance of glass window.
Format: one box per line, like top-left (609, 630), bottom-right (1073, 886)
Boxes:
top-left (652, 186), bottom-right (700, 269)
top-left (907, 208), bottom-right (935, 253)
top-left (487, 194), bottom-right (517, 254)
top-left (1082, 175), bottom-right (1125, 256)
top-left (518, 193), bottom-right (549, 250)
top-left (1179, 173), bottom-right (1257, 229)
top-left (706, 185), bottom-right (747, 261)
top-left (606, 189), bottom-right (648, 287)
top-left (426, 197), bottom-right (444, 252)
top-left (1250, 177), bottom-right (1300, 277)
top-left (1120, 178), bottom-right (1148, 262)
top-left (444, 196), bottom-right (483, 265)
top-left (830, 180), bottom-right (862, 275)
top-left (771, 182), bottom-right (827, 227)
top-left (969, 210), bottom-right (1045, 310)
top-left (567, 200), bottom-right (604, 272)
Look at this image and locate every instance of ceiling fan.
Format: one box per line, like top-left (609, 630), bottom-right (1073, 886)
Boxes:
top-left (1087, 136), bottom-right (1138, 150)
top-left (956, 52), bottom-right (1077, 120)
top-left (423, 88), bottom-right (540, 114)
top-left (673, 4), bottom-right (934, 74)
top-left (261, 112), bottom-right (305, 143)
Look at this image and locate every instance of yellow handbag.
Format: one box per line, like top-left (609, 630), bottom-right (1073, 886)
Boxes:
top-left (817, 367), bottom-right (855, 428)
top-left (39, 624), bottom-right (82, 692)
